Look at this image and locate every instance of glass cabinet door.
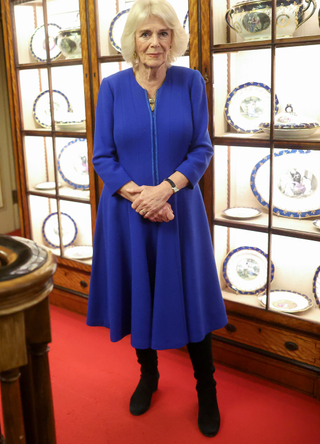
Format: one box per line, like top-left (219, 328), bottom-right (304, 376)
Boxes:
top-left (5, 0), bottom-right (95, 265)
top-left (207, 0), bottom-right (320, 325)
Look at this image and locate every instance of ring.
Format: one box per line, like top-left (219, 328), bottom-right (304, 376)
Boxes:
top-left (140, 210), bottom-right (146, 215)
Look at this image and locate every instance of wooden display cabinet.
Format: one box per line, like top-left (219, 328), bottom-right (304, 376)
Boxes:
top-left (1, 0), bottom-right (320, 398)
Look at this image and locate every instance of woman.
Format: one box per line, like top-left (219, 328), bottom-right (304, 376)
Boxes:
top-left (87, 0), bottom-right (228, 437)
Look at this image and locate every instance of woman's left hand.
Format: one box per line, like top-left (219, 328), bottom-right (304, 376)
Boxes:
top-left (128, 182), bottom-right (173, 218)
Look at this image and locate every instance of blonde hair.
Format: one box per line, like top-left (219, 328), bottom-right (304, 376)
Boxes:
top-left (121, 0), bottom-right (189, 67)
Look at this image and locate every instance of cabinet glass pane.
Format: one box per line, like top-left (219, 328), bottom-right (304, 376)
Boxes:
top-left (214, 225), bottom-right (270, 309)
top-left (46, 0), bottom-right (81, 61)
top-left (13, 0), bottom-right (45, 65)
top-left (275, 45), bottom-right (320, 143)
top-left (214, 145), bottom-right (270, 227)
top-left (213, 49), bottom-right (272, 138)
top-left (270, 235), bottom-right (320, 323)
top-left (270, 148), bottom-right (320, 234)
top-left (29, 195), bottom-right (92, 263)
top-left (56, 137), bottom-right (90, 201)
top-left (96, 0), bottom-right (189, 58)
top-left (24, 136), bottom-right (56, 193)
top-left (19, 68), bottom-right (49, 131)
top-left (51, 65), bottom-right (86, 132)
top-left (211, 0), bottom-right (320, 46)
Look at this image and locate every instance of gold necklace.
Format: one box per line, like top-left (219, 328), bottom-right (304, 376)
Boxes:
top-left (135, 72), bottom-right (158, 112)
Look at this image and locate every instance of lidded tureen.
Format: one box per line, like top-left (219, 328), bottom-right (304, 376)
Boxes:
top-left (225, 0), bottom-right (317, 41)
top-left (54, 15), bottom-right (82, 59)
top-left (259, 104), bottom-right (320, 138)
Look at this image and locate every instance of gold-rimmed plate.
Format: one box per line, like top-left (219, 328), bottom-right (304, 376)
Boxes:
top-left (222, 207), bottom-right (262, 219)
top-left (258, 290), bottom-right (313, 313)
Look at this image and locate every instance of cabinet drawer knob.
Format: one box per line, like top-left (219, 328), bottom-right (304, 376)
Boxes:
top-left (80, 280), bottom-right (88, 288)
top-left (225, 323), bottom-right (237, 333)
top-left (284, 341), bottom-right (299, 351)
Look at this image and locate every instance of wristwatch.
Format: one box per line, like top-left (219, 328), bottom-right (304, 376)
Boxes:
top-left (164, 178), bottom-right (179, 193)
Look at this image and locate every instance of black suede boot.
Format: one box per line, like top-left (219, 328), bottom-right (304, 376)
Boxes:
top-left (187, 333), bottom-right (220, 437)
top-left (129, 348), bottom-right (159, 416)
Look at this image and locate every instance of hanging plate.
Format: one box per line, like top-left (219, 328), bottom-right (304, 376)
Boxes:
top-left (224, 82), bottom-right (279, 133)
top-left (251, 149), bottom-right (320, 218)
top-left (57, 139), bottom-right (89, 190)
top-left (33, 90), bottom-right (72, 128)
top-left (42, 212), bottom-right (77, 248)
top-left (30, 23), bottom-right (61, 62)
top-left (258, 290), bottom-right (313, 313)
top-left (223, 246), bottom-right (274, 295)
top-left (312, 266), bottom-right (320, 309)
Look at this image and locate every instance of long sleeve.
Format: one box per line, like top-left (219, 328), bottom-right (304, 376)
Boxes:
top-left (175, 70), bottom-right (213, 188)
top-left (92, 78), bottom-right (132, 195)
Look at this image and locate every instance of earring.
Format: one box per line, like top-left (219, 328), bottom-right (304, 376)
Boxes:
top-left (133, 51), bottom-right (137, 59)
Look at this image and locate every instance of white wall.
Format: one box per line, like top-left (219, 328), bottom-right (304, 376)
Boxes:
top-left (0, 19), bottom-right (20, 234)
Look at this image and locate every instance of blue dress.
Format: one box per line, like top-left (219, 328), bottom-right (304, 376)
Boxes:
top-left (86, 66), bottom-right (228, 350)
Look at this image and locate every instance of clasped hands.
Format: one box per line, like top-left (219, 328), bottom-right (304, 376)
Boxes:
top-left (127, 182), bottom-right (174, 223)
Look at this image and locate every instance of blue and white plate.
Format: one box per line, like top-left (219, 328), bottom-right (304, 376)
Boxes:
top-left (312, 266), bottom-right (320, 309)
top-left (258, 290), bottom-right (313, 313)
top-left (223, 246), bottom-right (274, 295)
top-left (57, 139), bottom-right (89, 190)
top-left (42, 212), bottom-right (77, 248)
top-left (33, 90), bottom-right (72, 128)
top-left (225, 82), bottom-right (279, 133)
top-left (251, 149), bottom-right (320, 218)
top-left (109, 9), bottom-right (130, 52)
top-left (30, 23), bottom-right (61, 62)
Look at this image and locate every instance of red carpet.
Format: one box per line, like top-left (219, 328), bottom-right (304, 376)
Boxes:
top-left (49, 305), bottom-right (320, 444)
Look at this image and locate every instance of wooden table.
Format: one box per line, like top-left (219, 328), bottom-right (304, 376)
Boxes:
top-left (0, 236), bottom-right (57, 444)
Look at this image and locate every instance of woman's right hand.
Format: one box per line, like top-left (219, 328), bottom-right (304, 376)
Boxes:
top-left (147, 202), bottom-right (174, 223)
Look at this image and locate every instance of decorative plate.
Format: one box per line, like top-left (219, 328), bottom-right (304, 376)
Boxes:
top-left (251, 149), bottom-right (320, 218)
top-left (313, 220), bottom-right (320, 230)
top-left (109, 9), bottom-right (130, 52)
top-left (33, 90), bottom-right (72, 128)
top-left (258, 290), bottom-right (313, 313)
top-left (42, 212), bottom-right (77, 248)
top-left (35, 182), bottom-right (61, 190)
top-left (223, 246), bottom-right (274, 295)
top-left (30, 23), bottom-right (62, 62)
top-left (64, 245), bottom-right (93, 260)
top-left (222, 207), bottom-right (262, 219)
top-left (312, 266), bottom-right (320, 308)
top-left (224, 82), bottom-right (279, 133)
top-left (57, 139), bottom-right (89, 190)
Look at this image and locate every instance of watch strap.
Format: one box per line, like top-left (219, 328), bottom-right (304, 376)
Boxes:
top-left (164, 178), bottom-right (179, 193)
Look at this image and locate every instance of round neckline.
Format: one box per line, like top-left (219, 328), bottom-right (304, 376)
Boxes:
top-left (131, 67), bottom-right (170, 94)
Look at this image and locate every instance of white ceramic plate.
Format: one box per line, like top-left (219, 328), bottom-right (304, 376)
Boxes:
top-left (42, 212), bottom-right (77, 248)
top-left (33, 90), bottom-right (72, 128)
top-left (64, 245), bottom-right (93, 260)
top-left (225, 82), bottom-right (279, 133)
top-left (223, 246), bottom-right (274, 295)
top-left (258, 290), bottom-right (313, 313)
top-left (35, 182), bottom-right (61, 190)
top-left (313, 220), bottom-right (320, 230)
top-left (312, 266), bottom-right (320, 309)
top-left (260, 127), bottom-right (319, 139)
top-left (30, 23), bottom-right (61, 62)
top-left (251, 149), bottom-right (320, 218)
top-left (57, 139), bottom-right (89, 190)
top-left (222, 207), bottom-right (262, 219)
